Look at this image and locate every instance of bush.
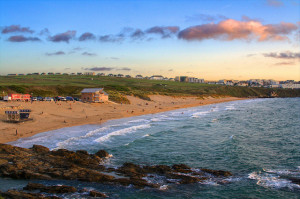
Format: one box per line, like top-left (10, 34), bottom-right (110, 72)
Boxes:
top-left (107, 91), bottom-right (130, 104)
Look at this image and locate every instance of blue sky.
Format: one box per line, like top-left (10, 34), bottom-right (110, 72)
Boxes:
top-left (0, 0), bottom-right (299, 80)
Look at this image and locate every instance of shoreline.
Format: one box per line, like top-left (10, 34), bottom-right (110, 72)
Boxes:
top-left (0, 95), bottom-right (245, 143)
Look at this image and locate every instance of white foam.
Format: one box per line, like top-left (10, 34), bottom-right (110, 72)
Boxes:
top-left (225, 105), bottom-right (235, 110)
top-left (248, 171), bottom-right (300, 190)
top-left (143, 134), bottom-right (150, 137)
top-left (55, 126), bottom-right (110, 149)
top-left (94, 124), bottom-right (151, 143)
top-left (191, 111), bottom-right (210, 118)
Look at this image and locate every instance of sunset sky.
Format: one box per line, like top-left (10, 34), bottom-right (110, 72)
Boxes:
top-left (0, 0), bottom-right (299, 80)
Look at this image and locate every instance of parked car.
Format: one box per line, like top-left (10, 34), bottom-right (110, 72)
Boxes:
top-left (31, 97), bottom-right (37, 101)
top-left (37, 96), bottom-right (44, 101)
top-left (59, 97), bottom-right (66, 101)
top-left (44, 97), bottom-right (54, 101)
top-left (66, 96), bottom-right (74, 101)
top-left (73, 97), bottom-right (80, 101)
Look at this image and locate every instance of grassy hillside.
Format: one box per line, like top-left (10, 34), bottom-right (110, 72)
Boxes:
top-left (0, 75), bottom-right (299, 103)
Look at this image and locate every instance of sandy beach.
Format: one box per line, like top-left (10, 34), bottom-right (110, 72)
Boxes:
top-left (0, 95), bottom-right (243, 143)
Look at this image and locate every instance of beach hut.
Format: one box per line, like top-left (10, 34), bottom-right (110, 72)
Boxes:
top-left (81, 88), bottom-right (109, 103)
top-left (5, 109), bottom-right (31, 122)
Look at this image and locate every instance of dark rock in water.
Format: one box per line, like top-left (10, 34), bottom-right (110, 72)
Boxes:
top-left (89, 190), bottom-right (107, 197)
top-left (116, 162), bottom-right (147, 178)
top-left (95, 150), bottom-right (110, 158)
top-left (172, 164), bottom-right (192, 173)
top-left (24, 183), bottom-right (77, 193)
top-left (0, 144), bottom-right (233, 189)
top-left (200, 168), bottom-right (232, 177)
top-left (143, 165), bottom-right (172, 174)
top-left (287, 177), bottom-right (300, 185)
top-left (31, 145), bottom-right (50, 154)
top-left (0, 189), bottom-right (61, 199)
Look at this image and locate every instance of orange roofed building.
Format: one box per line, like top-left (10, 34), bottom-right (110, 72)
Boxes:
top-left (81, 88), bottom-right (109, 103)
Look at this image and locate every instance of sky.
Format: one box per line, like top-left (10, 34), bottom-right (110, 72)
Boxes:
top-left (0, 0), bottom-right (299, 81)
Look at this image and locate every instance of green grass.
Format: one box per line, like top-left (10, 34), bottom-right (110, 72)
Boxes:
top-left (0, 75), bottom-right (299, 102)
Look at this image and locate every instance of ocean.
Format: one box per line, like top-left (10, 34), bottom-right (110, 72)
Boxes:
top-left (2, 98), bottom-right (300, 198)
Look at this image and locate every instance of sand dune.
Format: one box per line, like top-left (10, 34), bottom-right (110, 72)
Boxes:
top-left (0, 95), bottom-right (243, 143)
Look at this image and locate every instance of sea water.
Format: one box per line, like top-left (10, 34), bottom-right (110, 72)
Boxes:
top-left (2, 98), bottom-right (300, 198)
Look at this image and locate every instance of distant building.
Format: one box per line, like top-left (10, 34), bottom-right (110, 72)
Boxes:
top-left (4, 94), bottom-right (31, 101)
top-left (70, 73), bottom-right (76, 75)
top-left (107, 74), bottom-right (114, 77)
top-left (117, 74), bottom-right (124, 77)
top-left (63, 73), bottom-right (69, 75)
top-left (125, 75), bottom-right (132, 78)
top-left (81, 88), bottom-right (109, 103)
top-left (150, 75), bottom-right (164, 80)
top-left (97, 73), bottom-right (105, 76)
top-left (77, 72), bottom-right (83, 75)
top-left (32, 73), bottom-right (40, 75)
top-left (48, 72), bottom-right (54, 75)
top-left (55, 73), bottom-right (61, 75)
top-left (18, 74), bottom-right (25, 76)
top-left (84, 72), bottom-right (95, 76)
top-left (41, 73), bottom-right (46, 75)
top-left (135, 75), bottom-right (143, 79)
top-left (7, 74), bottom-right (18, 76)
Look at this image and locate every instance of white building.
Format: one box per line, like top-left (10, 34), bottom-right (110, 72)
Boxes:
top-left (150, 75), bottom-right (164, 80)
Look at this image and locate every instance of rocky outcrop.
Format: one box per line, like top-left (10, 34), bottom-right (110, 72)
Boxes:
top-left (24, 183), bottom-right (77, 193)
top-left (0, 143), bottom-right (232, 190)
top-left (0, 189), bottom-right (61, 199)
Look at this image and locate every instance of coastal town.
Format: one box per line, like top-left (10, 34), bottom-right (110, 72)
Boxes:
top-left (4, 72), bottom-right (300, 89)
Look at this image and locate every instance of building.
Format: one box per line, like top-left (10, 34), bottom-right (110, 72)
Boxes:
top-left (84, 72), bottom-right (95, 76)
top-left (81, 88), bottom-right (109, 103)
top-left (5, 109), bottom-right (31, 122)
top-left (150, 75), bottom-right (164, 80)
top-left (4, 94), bottom-right (31, 101)
top-left (117, 74), bottom-right (124, 77)
top-left (135, 75), bottom-right (143, 79)
top-left (7, 74), bottom-right (18, 76)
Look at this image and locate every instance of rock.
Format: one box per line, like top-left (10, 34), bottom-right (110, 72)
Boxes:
top-left (24, 183), bottom-right (77, 193)
top-left (31, 145), bottom-right (50, 154)
top-left (287, 177), bottom-right (300, 185)
top-left (172, 164), bottom-right (192, 173)
top-left (95, 150), bottom-right (109, 158)
top-left (89, 190), bottom-right (107, 198)
top-left (143, 165), bottom-right (172, 174)
top-left (116, 162), bottom-right (146, 178)
top-left (0, 190), bottom-right (61, 199)
top-left (200, 168), bottom-right (232, 177)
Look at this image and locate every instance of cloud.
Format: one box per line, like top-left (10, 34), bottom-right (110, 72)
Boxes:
top-left (39, 28), bottom-right (50, 35)
top-left (49, 30), bottom-right (76, 43)
top-left (45, 51), bottom-right (66, 56)
top-left (131, 29), bottom-right (145, 39)
top-left (168, 69), bottom-right (173, 72)
top-left (117, 67), bottom-right (131, 71)
top-left (178, 19), bottom-right (297, 42)
top-left (246, 54), bottom-right (256, 57)
top-left (108, 57), bottom-right (119, 60)
top-left (84, 67), bottom-right (114, 71)
top-left (2, 25), bottom-right (34, 34)
top-left (82, 52), bottom-right (97, 56)
top-left (185, 14), bottom-right (227, 22)
top-left (273, 61), bottom-right (295, 65)
top-left (99, 34), bottom-right (124, 42)
top-left (64, 67), bottom-right (71, 70)
top-left (146, 26), bottom-right (180, 38)
top-left (73, 47), bottom-right (83, 51)
top-left (8, 35), bottom-right (41, 42)
top-left (263, 51), bottom-right (300, 59)
top-left (266, 0), bottom-right (283, 7)
top-left (79, 32), bottom-right (96, 41)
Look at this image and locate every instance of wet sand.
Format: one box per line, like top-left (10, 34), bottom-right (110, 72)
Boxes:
top-left (0, 95), bottom-right (244, 143)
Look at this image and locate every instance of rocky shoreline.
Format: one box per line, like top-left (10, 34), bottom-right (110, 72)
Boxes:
top-left (0, 143), bottom-right (233, 198)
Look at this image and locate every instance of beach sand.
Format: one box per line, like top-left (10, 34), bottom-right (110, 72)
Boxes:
top-left (0, 95), bottom-right (243, 143)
